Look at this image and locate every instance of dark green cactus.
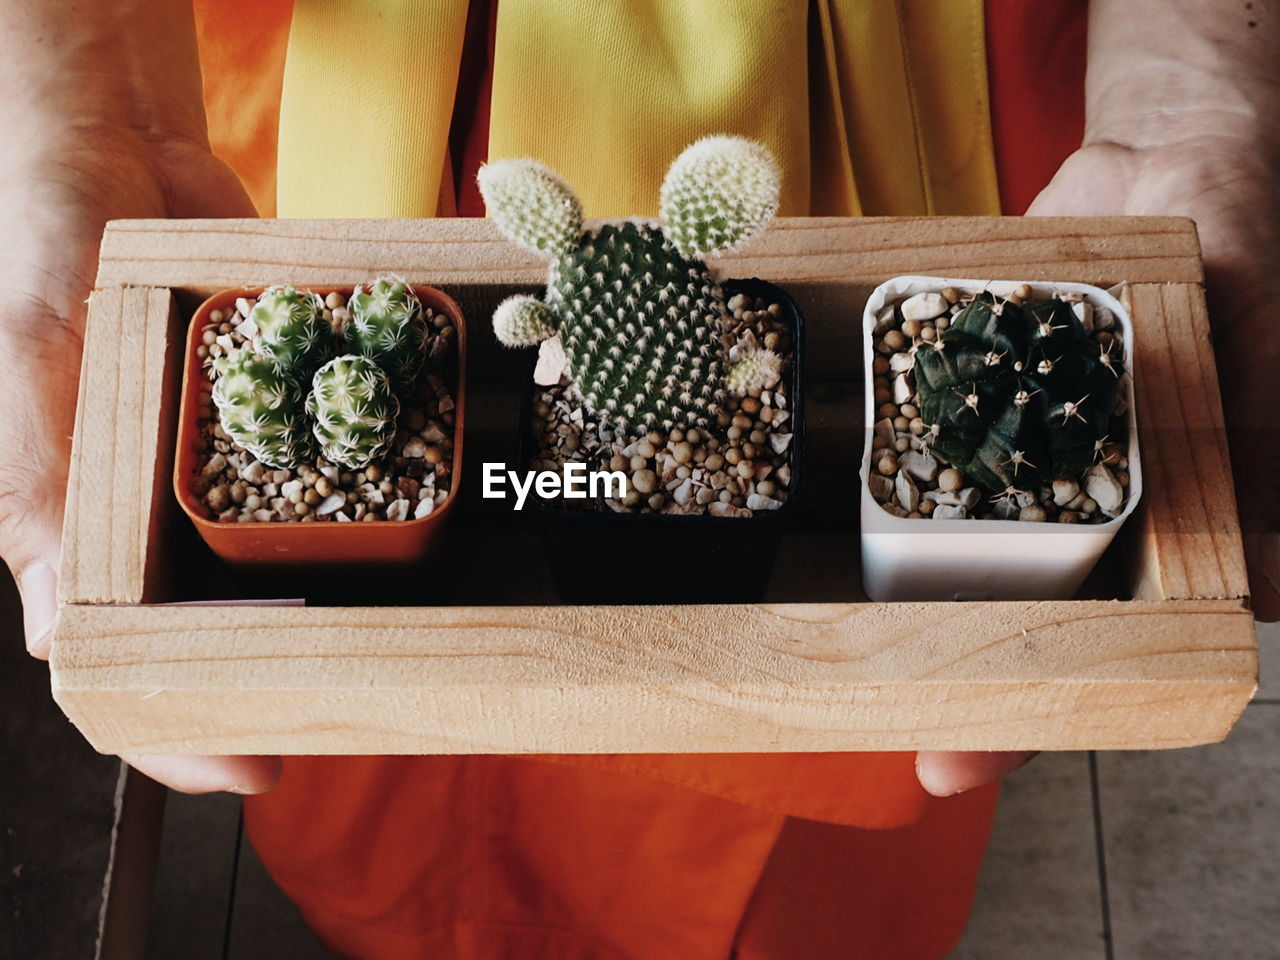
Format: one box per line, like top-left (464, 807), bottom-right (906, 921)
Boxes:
top-left (914, 294), bottom-right (1119, 491)
top-left (479, 136), bottom-right (782, 432)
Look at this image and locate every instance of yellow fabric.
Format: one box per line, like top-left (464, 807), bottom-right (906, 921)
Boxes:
top-left (276, 0), bottom-right (1000, 220)
top-left (277, 0), bottom-right (469, 218)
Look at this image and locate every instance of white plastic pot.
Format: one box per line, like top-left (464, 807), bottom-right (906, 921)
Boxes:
top-left (859, 276), bottom-right (1142, 602)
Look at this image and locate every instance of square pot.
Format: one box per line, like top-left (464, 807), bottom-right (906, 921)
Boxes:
top-left (859, 276), bottom-right (1142, 601)
top-left (521, 277), bottom-right (805, 604)
top-left (173, 284), bottom-right (466, 568)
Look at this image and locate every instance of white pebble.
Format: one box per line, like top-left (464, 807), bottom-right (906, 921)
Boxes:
top-left (768, 433), bottom-right (793, 455)
top-left (892, 373), bottom-right (913, 404)
top-left (1084, 464), bottom-right (1124, 515)
top-left (1052, 478), bottom-right (1080, 507)
top-left (932, 504), bottom-right (969, 520)
top-left (315, 494), bottom-right (346, 516)
top-left (901, 292), bottom-right (950, 322)
top-left (895, 470), bottom-right (919, 512)
top-left (900, 450), bottom-right (938, 483)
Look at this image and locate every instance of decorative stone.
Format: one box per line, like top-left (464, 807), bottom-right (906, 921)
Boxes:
top-left (932, 504), bottom-right (968, 520)
top-left (889, 351), bottom-right (915, 373)
top-left (868, 474), bottom-right (894, 501)
top-left (900, 449), bottom-right (939, 484)
top-left (895, 470), bottom-right (919, 512)
top-left (901, 292), bottom-right (950, 322)
top-left (534, 335), bottom-right (570, 386)
top-left (892, 373), bottom-right (913, 404)
top-left (1084, 463), bottom-right (1124, 515)
top-left (1052, 478), bottom-right (1080, 507)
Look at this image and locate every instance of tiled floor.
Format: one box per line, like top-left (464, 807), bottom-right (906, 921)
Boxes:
top-left (142, 628), bottom-right (1278, 959)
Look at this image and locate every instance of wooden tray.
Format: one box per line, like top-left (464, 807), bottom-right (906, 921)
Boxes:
top-left (50, 216), bottom-right (1258, 755)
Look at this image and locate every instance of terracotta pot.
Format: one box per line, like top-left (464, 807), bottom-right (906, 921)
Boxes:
top-left (173, 284), bottom-right (466, 567)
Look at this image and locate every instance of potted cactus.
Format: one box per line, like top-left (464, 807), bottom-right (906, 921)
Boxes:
top-left (479, 136), bottom-right (804, 603)
top-left (174, 277), bottom-right (466, 567)
top-left (859, 276), bottom-right (1141, 601)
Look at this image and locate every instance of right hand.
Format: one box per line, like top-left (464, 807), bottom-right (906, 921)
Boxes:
top-left (1, 122), bottom-right (282, 794)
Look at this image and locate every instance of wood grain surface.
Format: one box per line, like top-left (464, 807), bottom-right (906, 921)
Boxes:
top-left (52, 599), bottom-right (1255, 754)
top-left (49, 215), bottom-right (1258, 755)
top-left (96, 216), bottom-right (1204, 291)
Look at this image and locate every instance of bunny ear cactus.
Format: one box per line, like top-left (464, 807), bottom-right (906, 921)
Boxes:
top-left (914, 294), bottom-right (1120, 491)
top-left (211, 350), bottom-right (314, 468)
top-left (305, 355), bottom-right (400, 469)
top-left (478, 135), bottom-right (782, 433)
top-left (251, 285), bottom-right (330, 376)
top-left (346, 276), bottom-right (430, 383)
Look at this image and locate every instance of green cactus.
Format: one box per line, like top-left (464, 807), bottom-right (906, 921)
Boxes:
top-left (914, 293), bottom-right (1120, 491)
top-left (725, 346), bottom-right (782, 396)
top-left (250, 285), bottom-right (331, 376)
top-left (346, 276), bottom-right (430, 382)
top-left (305, 355), bottom-right (400, 469)
top-left (478, 136), bottom-right (781, 432)
top-left (211, 350), bottom-right (314, 468)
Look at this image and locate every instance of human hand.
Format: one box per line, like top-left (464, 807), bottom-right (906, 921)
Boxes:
top-left (1025, 138), bottom-right (1280, 617)
top-left (0, 0), bottom-right (282, 793)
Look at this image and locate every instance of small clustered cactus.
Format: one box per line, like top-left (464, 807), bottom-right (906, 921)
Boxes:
top-left (210, 276), bottom-right (430, 470)
top-left (251, 285), bottom-right (331, 377)
top-left (305, 355), bottom-right (400, 467)
top-left (211, 350), bottom-right (315, 468)
top-left (914, 293), bottom-right (1120, 491)
top-left (347, 277), bottom-right (430, 382)
top-left (478, 135), bottom-right (783, 433)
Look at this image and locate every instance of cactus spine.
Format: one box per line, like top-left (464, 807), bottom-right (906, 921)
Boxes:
top-left (305, 355), bottom-right (400, 469)
top-left (251, 285), bottom-right (330, 376)
top-left (480, 136), bottom-right (781, 432)
top-left (346, 276), bottom-right (429, 382)
top-left (914, 294), bottom-right (1119, 491)
top-left (211, 350), bottom-right (314, 468)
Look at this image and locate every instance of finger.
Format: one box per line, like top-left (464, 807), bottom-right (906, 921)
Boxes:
top-left (17, 560), bottom-right (58, 658)
top-left (121, 753), bottom-right (284, 795)
top-left (915, 750), bottom-right (1038, 797)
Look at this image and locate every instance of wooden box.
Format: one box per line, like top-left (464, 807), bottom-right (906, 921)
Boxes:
top-left (50, 217), bottom-right (1258, 755)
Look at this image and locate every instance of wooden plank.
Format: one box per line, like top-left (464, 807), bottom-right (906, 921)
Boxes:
top-left (1126, 283), bottom-right (1249, 601)
top-left (95, 216), bottom-right (1204, 291)
top-left (50, 600), bottom-right (1256, 755)
top-left (60, 287), bottom-right (180, 605)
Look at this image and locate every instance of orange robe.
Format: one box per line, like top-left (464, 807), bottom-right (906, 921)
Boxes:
top-left (192, 1), bottom-right (1085, 956)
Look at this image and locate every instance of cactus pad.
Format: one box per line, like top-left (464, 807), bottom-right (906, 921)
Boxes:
top-left (305, 355), bottom-right (400, 469)
top-left (251, 285), bottom-right (330, 376)
top-left (346, 276), bottom-right (429, 382)
top-left (493, 294), bottom-right (559, 347)
top-left (660, 136), bottom-right (780, 260)
top-left (479, 136), bottom-right (786, 433)
top-left (914, 294), bottom-right (1120, 491)
top-left (211, 350), bottom-right (314, 468)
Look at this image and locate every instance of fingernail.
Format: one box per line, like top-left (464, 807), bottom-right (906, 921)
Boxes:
top-left (20, 562), bottom-right (58, 653)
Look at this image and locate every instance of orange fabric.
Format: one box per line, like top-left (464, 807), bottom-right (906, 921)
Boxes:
top-left (193, 0), bottom-right (293, 217)
top-left (187, 3), bottom-right (1055, 956)
top-left (244, 756), bottom-right (998, 959)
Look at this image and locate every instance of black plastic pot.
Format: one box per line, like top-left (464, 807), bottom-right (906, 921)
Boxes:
top-left (519, 278), bottom-right (805, 604)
